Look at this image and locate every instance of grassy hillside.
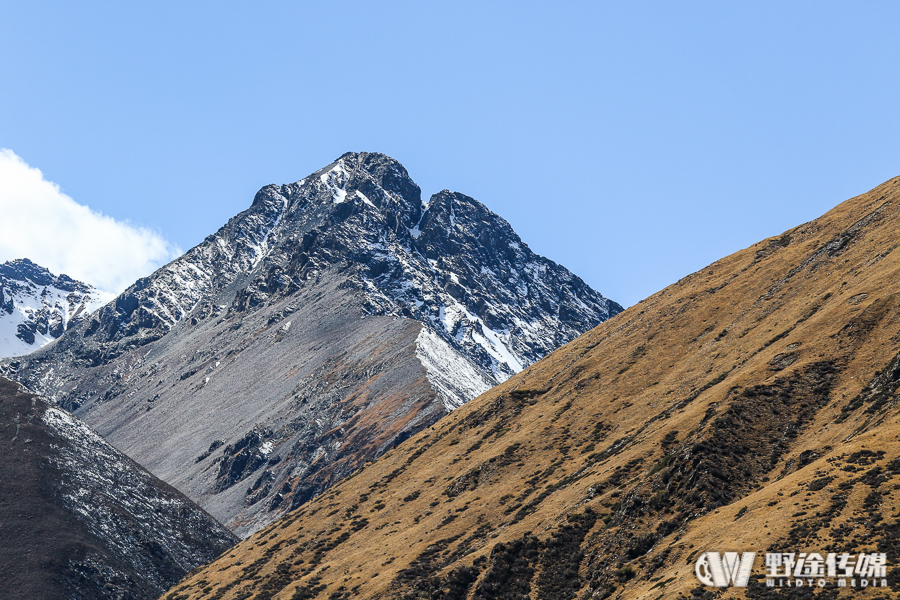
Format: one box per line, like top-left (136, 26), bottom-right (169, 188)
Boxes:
top-left (164, 175), bottom-right (900, 599)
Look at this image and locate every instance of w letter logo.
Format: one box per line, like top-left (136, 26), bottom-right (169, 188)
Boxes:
top-left (695, 552), bottom-right (756, 587)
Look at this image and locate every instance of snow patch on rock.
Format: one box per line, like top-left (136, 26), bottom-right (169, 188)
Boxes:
top-left (415, 327), bottom-right (494, 410)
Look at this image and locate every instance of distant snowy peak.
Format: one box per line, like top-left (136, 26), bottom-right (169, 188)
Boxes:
top-left (0, 259), bottom-right (105, 358)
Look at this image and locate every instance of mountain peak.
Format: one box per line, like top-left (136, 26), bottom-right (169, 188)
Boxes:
top-left (4, 154), bottom-right (621, 535)
top-left (293, 151), bottom-right (424, 227)
top-left (0, 258), bottom-right (93, 293)
top-left (0, 259), bottom-right (103, 357)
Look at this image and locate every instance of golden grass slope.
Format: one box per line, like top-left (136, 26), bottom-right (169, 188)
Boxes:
top-left (165, 175), bottom-right (900, 599)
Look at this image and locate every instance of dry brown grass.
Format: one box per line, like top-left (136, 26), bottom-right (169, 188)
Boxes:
top-left (164, 175), bottom-right (900, 599)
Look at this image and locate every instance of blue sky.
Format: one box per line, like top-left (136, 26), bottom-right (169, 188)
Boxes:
top-left (2, 2), bottom-right (899, 305)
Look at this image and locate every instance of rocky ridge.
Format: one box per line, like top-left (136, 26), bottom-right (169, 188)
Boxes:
top-left (2, 152), bottom-right (621, 535)
top-left (0, 377), bottom-right (235, 600)
top-left (0, 258), bottom-right (106, 358)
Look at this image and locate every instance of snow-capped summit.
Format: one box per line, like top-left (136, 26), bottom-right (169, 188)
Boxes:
top-left (4, 152), bottom-right (622, 535)
top-left (234, 153), bottom-right (622, 405)
top-left (0, 258), bottom-right (106, 358)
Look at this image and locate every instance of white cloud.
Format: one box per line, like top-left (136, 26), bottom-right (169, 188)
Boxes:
top-left (0, 149), bottom-right (181, 298)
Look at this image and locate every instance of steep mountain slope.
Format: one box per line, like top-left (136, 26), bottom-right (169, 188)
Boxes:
top-left (166, 175), bottom-right (900, 600)
top-left (2, 152), bottom-right (620, 536)
top-left (0, 258), bottom-right (105, 358)
top-left (0, 377), bottom-right (235, 600)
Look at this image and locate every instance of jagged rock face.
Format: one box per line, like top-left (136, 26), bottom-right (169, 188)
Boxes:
top-left (0, 259), bottom-right (105, 358)
top-left (257, 155), bottom-right (620, 384)
top-left (0, 378), bottom-right (235, 600)
top-left (2, 152), bottom-right (621, 536)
